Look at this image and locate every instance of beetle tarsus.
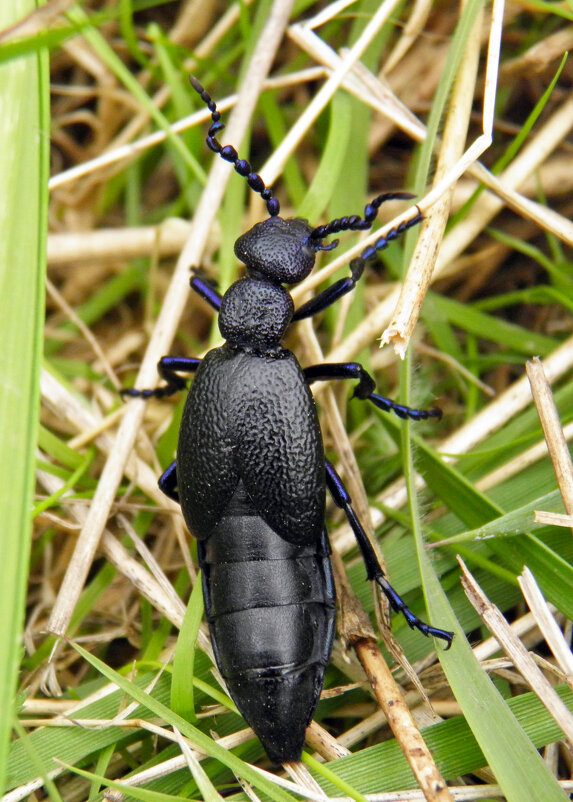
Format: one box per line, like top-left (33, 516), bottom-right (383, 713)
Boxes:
top-left (375, 574), bottom-right (454, 648)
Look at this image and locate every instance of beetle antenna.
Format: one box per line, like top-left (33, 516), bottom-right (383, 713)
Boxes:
top-left (309, 192), bottom-right (417, 240)
top-left (190, 76), bottom-right (280, 218)
top-left (345, 205), bottom-right (423, 286)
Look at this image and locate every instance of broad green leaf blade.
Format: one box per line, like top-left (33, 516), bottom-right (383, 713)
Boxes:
top-left (298, 92), bottom-right (353, 222)
top-left (0, 0), bottom-right (48, 787)
top-left (175, 731), bottom-right (225, 802)
top-left (428, 292), bottom-right (557, 356)
top-left (11, 721), bottom-right (64, 802)
top-left (409, 452), bottom-right (567, 801)
top-left (8, 671), bottom-right (173, 790)
top-left (10, 662), bottom-right (571, 796)
top-left (435, 489), bottom-right (565, 544)
top-left (301, 686), bottom-right (573, 794)
top-left (70, 642), bottom-right (294, 802)
top-left (57, 761), bottom-right (198, 802)
top-left (401, 356), bottom-right (566, 800)
top-left (422, 559), bottom-right (567, 801)
top-left (411, 435), bottom-right (573, 621)
top-left (302, 752), bottom-right (368, 802)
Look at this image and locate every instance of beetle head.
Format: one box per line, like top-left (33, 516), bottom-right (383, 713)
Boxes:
top-left (234, 217), bottom-right (337, 285)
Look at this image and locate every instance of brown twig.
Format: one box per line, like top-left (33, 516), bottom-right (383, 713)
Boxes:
top-left (332, 551), bottom-right (453, 802)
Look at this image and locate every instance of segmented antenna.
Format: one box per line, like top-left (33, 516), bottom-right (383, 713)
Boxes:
top-left (348, 206), bottom-right (423, 277)
top-left (309, 192), bottom-right (417, 240)
top-left (190, 76), bottom-right (280, 217)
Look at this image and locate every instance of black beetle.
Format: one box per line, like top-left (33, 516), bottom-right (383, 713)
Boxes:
top-left (123, 77), bottom-right (453, 765)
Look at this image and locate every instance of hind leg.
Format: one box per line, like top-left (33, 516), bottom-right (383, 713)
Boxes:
top-left (325, 460), bottom-right (453, 648)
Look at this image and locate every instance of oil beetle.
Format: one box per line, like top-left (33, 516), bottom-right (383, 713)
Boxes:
top-left (123, 76), bottom-right (453, 765)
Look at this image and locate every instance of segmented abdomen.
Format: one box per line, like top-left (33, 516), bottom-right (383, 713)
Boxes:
top-left (198, 482), bottom-right (336, 764)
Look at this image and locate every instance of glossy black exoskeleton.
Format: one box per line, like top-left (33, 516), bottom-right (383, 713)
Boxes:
top-left (123, 76), bottom-right (453, 765)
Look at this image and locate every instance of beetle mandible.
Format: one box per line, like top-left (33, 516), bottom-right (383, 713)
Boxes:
top-left (123, 76), bottom-right (453, 765)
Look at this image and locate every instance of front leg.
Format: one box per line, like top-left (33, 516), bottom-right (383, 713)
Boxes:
top-left (190, 274), bottom-right (222, 312)
top-left (304, 362), bottom-right (441, 421)
top-left (292, 266), bottom-right (364, 322)
top-left (121, 356), bottom-right (201, 400)
top-left (325, 460), bottom-right (453, 648)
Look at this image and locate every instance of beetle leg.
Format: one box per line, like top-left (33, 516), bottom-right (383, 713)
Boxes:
top-left (325, 460), bottom-right (453, 648)
top-left (304, 363), bottom-right (441, 421)
top-left (159, 460), bottom-right (179, 502)
top-left (121, 356), bottom-right (201, 400)
top-left (292, 276), bottom-right (357, 321)
top-left (190, 274), bottom-right (222, 311)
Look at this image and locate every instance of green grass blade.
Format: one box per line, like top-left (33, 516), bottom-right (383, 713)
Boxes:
top-left (412, 0), bottom-right (484, 191)
top-left (70, 642), bottom-right (295, 802)
top-left (0, 0), bottom-right (48, 787)
top-left (435, 489), bottom-right (565, 544)
top-left (301, 686), bottom-right (573, 794)
top-left (404, 416), bottom-right (566, 801)
top-left (302, 752), bottom-right (368, 802)
top-left (298, 92), bottom-right (354, 222)
top-left (12, 721), bottom-right (64, 802)
top-left (428, 293), bottom-right (557, 356)
top-left (57, 761), bottom-right (195, 802)
top-left (171, 573), bottom-right (204, 722)
top-left (65, 5), bottom-right (203, 178)
top-left (424, 567), bottom-right (568, 801)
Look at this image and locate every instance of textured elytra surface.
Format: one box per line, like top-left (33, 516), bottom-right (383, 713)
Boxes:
top-left (177, 344), bottom-right (325, 544)
top-left (33, 5), bottom-right (573, 795)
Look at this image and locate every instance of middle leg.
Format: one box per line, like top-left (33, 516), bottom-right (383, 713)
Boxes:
top-left (121, 356), bottom-right (201, 400)
top-left (304, 362), bottom-right (441, 421)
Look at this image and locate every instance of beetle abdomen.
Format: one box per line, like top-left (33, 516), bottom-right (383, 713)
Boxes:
top-left (199, 482), bottom-right (336, 764)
